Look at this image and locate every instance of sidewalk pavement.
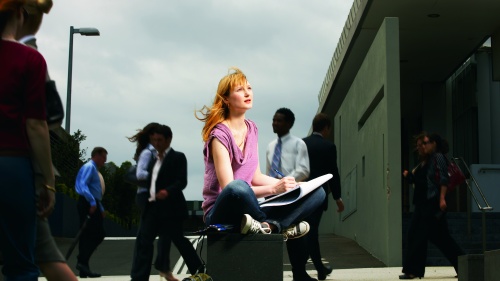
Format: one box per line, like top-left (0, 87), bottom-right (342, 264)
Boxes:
top-left (38, 234), bottom-right (458, 281)
top-left (53, 267), bottom-right (457, 281)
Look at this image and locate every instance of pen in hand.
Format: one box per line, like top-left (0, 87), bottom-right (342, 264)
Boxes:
top-left (273, 169), bottom-right (285, 178)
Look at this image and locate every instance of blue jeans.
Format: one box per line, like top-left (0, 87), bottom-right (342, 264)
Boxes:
top-left (205, 180), bottom-right (325, 233)
top-left (0, 156), bottom-right (39, 281)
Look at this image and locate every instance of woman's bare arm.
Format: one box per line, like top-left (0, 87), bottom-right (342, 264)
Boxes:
top-left (26, 118), bottom-right (55, 217)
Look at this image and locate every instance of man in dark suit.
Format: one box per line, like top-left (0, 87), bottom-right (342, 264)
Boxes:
top-left (130, 125), bottom-right (202, 281)
top-left (303, 113), bottom-right (344, 280)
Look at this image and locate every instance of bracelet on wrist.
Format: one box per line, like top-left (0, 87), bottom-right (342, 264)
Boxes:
top-left (43, 184), bottom-right (56, 193)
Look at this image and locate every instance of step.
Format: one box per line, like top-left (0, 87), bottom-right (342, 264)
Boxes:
top-left (484, 249), bottom-right (500, 281)
top-left (458, 254), bottom-right (484, 281)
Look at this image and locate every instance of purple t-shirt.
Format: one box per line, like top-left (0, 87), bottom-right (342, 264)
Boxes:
top-left (202, 119), bottom-right (259, 218)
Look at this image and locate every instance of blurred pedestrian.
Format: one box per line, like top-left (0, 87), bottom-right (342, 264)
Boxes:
top-left (131, 125), bottom-right (202, 281)
top-left (1, 0), bottom-right (54, 279)
top-left (266, 107), bottom-right (314, 281)
top-left (400, 132), bottom-right (464, 279)
top-left (303, 113), bottom-right (344, 280)
top-left (75, 147), bottom-right (108, 278)
top-left (15, 0), bottom-right (77, 280)
top-left (128, 122), bottom-right (179, 281)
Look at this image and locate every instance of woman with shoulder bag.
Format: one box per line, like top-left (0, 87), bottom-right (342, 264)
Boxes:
top-left (400, 132), bottom-right (464, 279)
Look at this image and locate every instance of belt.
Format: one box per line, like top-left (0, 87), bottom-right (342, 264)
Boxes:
top-left (137, 187), bottom-right (148, 194)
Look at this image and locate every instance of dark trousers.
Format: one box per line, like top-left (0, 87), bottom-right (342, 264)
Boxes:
top-left (135, 192), bottom-right (173, 274)
top-left (0, 156), bottom-right (39, 280)
top-left (402, 200), bottom-right (465, 277)
top-left (306, 204), bottom-right (327, 271)
top-left (77, 196), bottom-right (105, 267)
top-left (286, 237), bottom-right (310, 278)
top-left (131, 202), bottom-right (202, 281)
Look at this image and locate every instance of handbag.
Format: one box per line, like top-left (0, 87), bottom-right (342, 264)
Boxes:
top-left (45, 80), bottom-right (64, 127)
top-left (123, 147), bottom-right (157, 186)
top-left (434, 156), bottom-right (465, 194)
top-left (123, 165), bottom-right (148, 186)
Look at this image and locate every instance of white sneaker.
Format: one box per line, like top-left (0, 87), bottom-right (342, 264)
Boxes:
top-left (241, 214), bottom-right (272, 234)
top-left (283, 221), bottom-right (310, 241)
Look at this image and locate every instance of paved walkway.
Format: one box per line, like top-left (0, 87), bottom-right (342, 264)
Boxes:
top-left (34, 234), bottom-right (458, 280)
top-left (52, 267), bottom-right (456, 281)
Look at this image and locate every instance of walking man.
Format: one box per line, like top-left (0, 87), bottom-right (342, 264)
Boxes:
top-left (303, 113), bottom-right (344, 280)
top-left (131, 125), bottom-right (202, 281)
top-left (75, 147), bottom-right (108, 278)
top-left (266, 107), bottom-right (313, 281)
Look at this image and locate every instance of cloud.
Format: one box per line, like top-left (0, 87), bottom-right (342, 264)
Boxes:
top-left (36, 0), bottom-right (352, 200)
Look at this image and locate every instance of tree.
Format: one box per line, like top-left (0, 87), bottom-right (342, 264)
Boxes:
top-left (100, 161), bottom-right (141, 229)
top-left (51, 128), bottom-right (87, 191)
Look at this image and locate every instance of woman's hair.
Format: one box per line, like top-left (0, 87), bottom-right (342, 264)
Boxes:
top-left (0, 0), bottom-right (25, 36)
top-left (24, 0), bottom-right (52, 14)
top-left (427, 132), bottom-right (449, 154)
top-left (196, 67), bottom-right (248, 142)
top-left (127, 122), bottom-right (160, 160)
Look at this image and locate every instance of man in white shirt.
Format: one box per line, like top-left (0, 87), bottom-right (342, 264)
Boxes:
top-left (131, 125), bottom-right (202, 281)
top-left (266, 108), bottom-right (314, 281)
top-left (266, 107), bottom-right (310, 181)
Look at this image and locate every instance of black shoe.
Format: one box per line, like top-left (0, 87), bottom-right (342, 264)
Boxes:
top-left (197, 264), bottom-right (206, 274)
top-left (399, 273), bottom-right (422, 279)
top-left (293, 273), bottom-right (318, 281)
top-left (317, 265), bottom-right (333, 280)
top-left (189, 264), bottom-right (206, 275)
top-left (76, 263), bottom-right (102, 278)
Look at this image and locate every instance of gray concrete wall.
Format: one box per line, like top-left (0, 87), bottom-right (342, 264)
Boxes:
top-left (327, 17), bottom-right (402, 266)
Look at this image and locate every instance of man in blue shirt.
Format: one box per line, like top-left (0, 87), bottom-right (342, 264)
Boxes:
top-left (75, 147), bottom-right (108, 278)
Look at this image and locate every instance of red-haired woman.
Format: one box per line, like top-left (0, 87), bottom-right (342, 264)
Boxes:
top-left (197, 67), bottom-right (325, 281)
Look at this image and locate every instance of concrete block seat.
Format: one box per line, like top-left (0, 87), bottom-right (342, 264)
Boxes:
top-left (207, 233), bottom-right (284, 281)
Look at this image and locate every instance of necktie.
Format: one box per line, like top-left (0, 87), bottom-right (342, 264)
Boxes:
top-left (270, 138), bottom-right (282, 178)
top-left (98, 171), bottom-right (105, 195)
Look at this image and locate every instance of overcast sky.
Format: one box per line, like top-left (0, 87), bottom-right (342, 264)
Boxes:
top-left (37, 0), bottom-right (352, 200)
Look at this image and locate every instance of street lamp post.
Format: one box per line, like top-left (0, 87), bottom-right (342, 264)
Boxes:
top-left (65, 26), bottom-right (100, 133)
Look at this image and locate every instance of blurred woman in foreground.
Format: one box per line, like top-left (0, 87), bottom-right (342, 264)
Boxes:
top-left (0, 0), bottom-right (55, 279)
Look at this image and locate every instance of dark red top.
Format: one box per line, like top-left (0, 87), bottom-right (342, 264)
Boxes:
top-left (0, 40), bottom-right (47, 152)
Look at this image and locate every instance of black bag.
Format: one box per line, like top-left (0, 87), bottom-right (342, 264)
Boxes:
top-left (123, 165), bottom-right (147, 186)
top-left (123, 147), bottom-right (156, 186)
top-left (45, 80), bottom-right (64, 127)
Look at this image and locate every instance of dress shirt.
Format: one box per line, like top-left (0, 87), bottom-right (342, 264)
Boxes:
top-left (75, 160), bottom-right (104, 211)
top-left (149, 147), bottom-right (171, 202)
top-left (266, 133), bottom-right (310, 181)
top-left (136, 144), bottom-right (157, 194)
top-left (18, 34), bottom-right (36, 44)
top-left (98, 171), bottom-right (105, 195)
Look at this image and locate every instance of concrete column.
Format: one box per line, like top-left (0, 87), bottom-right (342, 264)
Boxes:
top-left (492, 29), bottom-right (500, 81)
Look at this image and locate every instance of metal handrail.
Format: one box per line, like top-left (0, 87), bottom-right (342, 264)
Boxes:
top-left (452, 157), bottom-right (494, 211)
top-left (451, 157), bottom-right (494, 253)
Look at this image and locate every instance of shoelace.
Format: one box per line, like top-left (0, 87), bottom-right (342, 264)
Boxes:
top-left (249, 219), bottom-right (272, 234)
top-left (282, 224), bottom-right (298, 241)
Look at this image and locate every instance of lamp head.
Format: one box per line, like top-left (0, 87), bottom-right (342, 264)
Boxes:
top-left (75, 27), bottom-right (100, 36)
